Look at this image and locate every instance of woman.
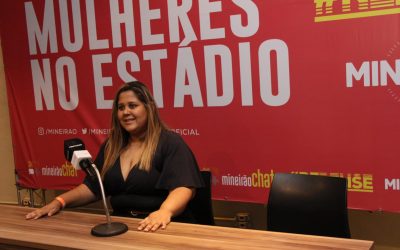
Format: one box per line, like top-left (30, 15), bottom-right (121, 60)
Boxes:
top-left (26, 81), bottom-right (204, 232)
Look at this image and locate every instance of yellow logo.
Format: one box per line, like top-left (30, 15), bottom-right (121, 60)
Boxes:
top-left (314, 0), bottom-right (400, 22)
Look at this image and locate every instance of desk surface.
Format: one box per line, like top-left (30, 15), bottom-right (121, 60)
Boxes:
top-left (0, 204), bottom-right (373, 250)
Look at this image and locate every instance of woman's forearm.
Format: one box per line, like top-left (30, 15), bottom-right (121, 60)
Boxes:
top-left (58, 184), bottom-right (97, 208)
top-left (159, 187), bottom-right (194, 217)
top-left (26, 184), bottom-right (97, 220)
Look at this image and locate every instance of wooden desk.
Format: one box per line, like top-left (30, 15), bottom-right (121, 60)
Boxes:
top-left (0, 204), bottom-right (373, 250)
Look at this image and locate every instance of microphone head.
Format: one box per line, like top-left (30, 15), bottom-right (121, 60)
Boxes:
top-left (64, 138), bottom-right (85, 161)
top-left (71, 150), bottom-right (93, 170)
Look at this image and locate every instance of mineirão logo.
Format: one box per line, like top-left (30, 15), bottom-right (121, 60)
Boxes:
top-left (314, 0), bottom-right (400, 22)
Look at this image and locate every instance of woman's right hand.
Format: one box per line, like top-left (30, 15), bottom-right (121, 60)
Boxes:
top-left (25, 199), bottom-right (62, 220)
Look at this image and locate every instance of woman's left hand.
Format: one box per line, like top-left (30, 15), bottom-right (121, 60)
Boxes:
top-left (137, 187), bottom-right (193, 232)
top-left (138, 209), bottom-right (172, 232)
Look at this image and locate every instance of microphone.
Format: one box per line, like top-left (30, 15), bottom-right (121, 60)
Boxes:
top-left (64, 138), bottom-right (128, 237)
top-left (64, 138), bottom-right (96, 178)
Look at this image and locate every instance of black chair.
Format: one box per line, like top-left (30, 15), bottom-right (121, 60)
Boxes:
top-left (267, 173), bottom-right (350, 238)
top-left (189, 171), bottom-right (215, 225)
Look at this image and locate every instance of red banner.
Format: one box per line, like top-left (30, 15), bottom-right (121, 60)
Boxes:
top-left (1, 0), bottom-right (400, 211)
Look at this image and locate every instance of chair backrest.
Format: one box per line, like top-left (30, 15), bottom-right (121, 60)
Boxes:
top-left (267, 173), bottom-right (350, 238)
top-left (189, 171), bottom-right (215, 225)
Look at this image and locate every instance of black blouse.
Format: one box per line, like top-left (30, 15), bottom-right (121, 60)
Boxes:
top-left (83, 130), bottom-right (204, 222)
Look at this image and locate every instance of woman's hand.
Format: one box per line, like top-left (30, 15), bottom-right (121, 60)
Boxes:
top-left (137, 187), bottom-right (194, 232)
top-left (138, 209), bottom-right (173, 232)
top-left (25, 199), bottom-right (62, 220)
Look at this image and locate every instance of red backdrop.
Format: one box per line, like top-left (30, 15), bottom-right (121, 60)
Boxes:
top-left (1, 0), bottom-right (400, 211)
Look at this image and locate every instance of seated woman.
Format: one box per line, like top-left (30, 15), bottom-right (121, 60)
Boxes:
top-left (26, 81), bottom-right (204, 232)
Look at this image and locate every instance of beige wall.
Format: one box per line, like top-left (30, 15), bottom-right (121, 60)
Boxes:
top-left (0, 39), bottom-right (18, 205)
top-left (1, 41), bottom-right (400, 250)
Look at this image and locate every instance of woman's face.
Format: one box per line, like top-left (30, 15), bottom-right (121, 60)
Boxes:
top-left (117, 90), bottom-right (148, 137)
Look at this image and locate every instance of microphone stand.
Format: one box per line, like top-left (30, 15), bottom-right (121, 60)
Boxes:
top-left (90, 163), bottom-right (128, 237)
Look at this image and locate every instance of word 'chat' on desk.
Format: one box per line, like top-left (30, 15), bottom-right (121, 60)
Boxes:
top-left (0, 204), bottom-right (374, 250)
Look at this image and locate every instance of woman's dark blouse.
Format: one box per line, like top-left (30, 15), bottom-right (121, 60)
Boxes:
top-left (83, 130), bottom-right (204, 221)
